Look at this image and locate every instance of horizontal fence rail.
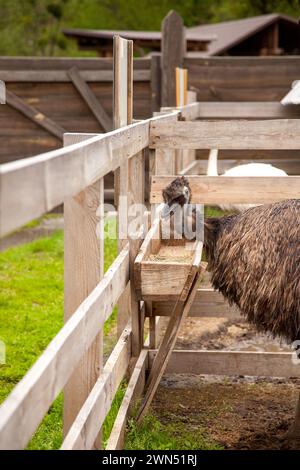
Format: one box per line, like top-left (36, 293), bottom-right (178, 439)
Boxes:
top-left (0, 245), bottom-right (129, 450)
top-left (149, 350), bottom-right (300, 378)
top-left (61, 326), bottom-right (132, 450)
top-left (197, 102), bottom-right (300, 119)
top-left (0, 111), bottom-right (179, 238)
top-left (150, 120), bottom-right (300, 150)
top-left (150, 175), bottom-right (300, 205)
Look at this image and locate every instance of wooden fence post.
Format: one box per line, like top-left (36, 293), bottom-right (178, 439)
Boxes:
top-left (63, 133), bottom-right (104, 448)
top-left (161, 10), bottom-right (186, 107)
top-left (148, 113), bottom-right (179, 348)
top-left (151, 53), bottom-right (162, 113)
top-left (113, 36), bottom-right (134, 338)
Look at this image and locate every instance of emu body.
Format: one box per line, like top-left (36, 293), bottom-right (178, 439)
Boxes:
top-left (161, 176), bottom-right (300, 446)
top-left (205, 200), bottom-right (300, 342)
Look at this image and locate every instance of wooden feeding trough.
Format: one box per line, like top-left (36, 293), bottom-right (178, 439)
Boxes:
top-left (134, 215), bottom-right (203, 301)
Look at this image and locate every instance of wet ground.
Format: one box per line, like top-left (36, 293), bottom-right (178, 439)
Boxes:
top-left (154, 375), bottom-right (299, 450)
top-left (151, 313), bottom-right (299, 450)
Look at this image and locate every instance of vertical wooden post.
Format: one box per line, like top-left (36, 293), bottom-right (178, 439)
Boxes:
top-left (151, 53), bottom-right (162, 113)
top-left (161, 10), bottom-right (186, 107)
top-left (113, 36), bottom-right (134, 338)
top-left (148, 113), bottom-right (179, 348)
top-left (63, 133), bottom-right (104, 448)
top-left (128, 150), bottom-right (145, 358)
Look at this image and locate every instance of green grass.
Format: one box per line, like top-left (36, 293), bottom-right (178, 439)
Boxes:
top-left (125, 415), bottom-right (223, 450)
top-left (0, 222), bottom-right (118, 449)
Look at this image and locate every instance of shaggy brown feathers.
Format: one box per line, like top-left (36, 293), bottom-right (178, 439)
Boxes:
top-left (205, 200), bottom-right (300, 342)
top-left (161, 177), bottom-right (300, 342)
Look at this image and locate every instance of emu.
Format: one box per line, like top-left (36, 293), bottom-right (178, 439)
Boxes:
top-left (161, 176), bottom-right (300, 446)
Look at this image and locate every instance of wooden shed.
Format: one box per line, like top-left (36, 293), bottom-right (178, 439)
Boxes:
top-left (64, 14), bottom-right (300, 57)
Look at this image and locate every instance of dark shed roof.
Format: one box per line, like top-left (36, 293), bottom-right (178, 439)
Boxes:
top-left (187, 13), bottom-right (299, 56)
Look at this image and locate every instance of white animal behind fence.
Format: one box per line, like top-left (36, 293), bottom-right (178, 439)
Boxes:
top-left (0, 80), bottom-right (5, 104)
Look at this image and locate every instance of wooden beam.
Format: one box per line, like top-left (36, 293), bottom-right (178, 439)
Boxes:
top-left (150, 119), bottom-right (300, 150)
top-left (5, 89), bottom-right (65, 139)
top-left (161, 11), bottom-right (186, 106)
top-left (0, 117), bottom-right (154, 237)
top-left (150, 53), bottom-right (161, 112)
top-left (0, 70), bottom-right (150, 83)
top-left (0, 56), bottom-right (150, 69)
top-left (179, 159), bottom-right (199, 176)
top-left (63, 135), bottom-right (104, 446)
top-left (61, 327), bottom-right (132, 450)
top-left (152, 288), bottom-right (240, 319)
top-left (113, 36), bottom-right (133, 339)
top-left (197, 102), bottom-right (300, 119)
top-left (106, 348), bottom-right (148, 450)
top-left (0, 246), bottom-right (129, 450)
top-left (150, 175), bottom-right (300, 205)
top-left (68, 67), bottom-right (112, 132)
top-left (137, 260), bottom-right (204, 424)
top-left (148, 350), bottom-right (300, 378)
top-left (196, 159), bottom-right (300, 176)
top-left (160, 102), bottom-right (200, 121)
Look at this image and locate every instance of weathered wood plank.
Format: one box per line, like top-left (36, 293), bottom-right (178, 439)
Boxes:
top-left (150, 120), bottom-right (300, 150)
top-left (106, 348), bottom-right (148, 450)
top-left (0, 118), bottom-right (152, 237)
top-left (196, 158), bottom-right (300, 176)
top-left (184, 57), bottom-right (300, 67)
top-left (68, 67), bottom-right (112, 132)
top-left (148, 350), bottom-right (300, 378)
top-left (61, 327), bottom-right (132, 450)
top-left (150, 53), bottom-right (161, 113)
top-left (152, 288), bottom-right (240, 319)
top-left (0, 70), bottom-right (150, 82)
top-left (161, 11), bottom-right (186, 107)
top-left (129, 151), bottom-right (145, 358)
top-left (137, 260), bottom-right (204, 424)
top-left (160, 102), bottom-right (200, 122)
top-left (0, 246), bottom-right (129, 450)
top-left (63, 135), bottom-right (104, 446)
top-left (0, 57), bottom-right (150, 70)
top-left (197, 102), bottom-right (300, 119)
top-left (5, 89), bottom-right (65, 139)
top-left (113, 36), bottom-right (133, 338)
top-left (150, 176), bottom-right (300, 205)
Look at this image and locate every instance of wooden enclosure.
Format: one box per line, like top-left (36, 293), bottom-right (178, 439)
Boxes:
top-left (1, 96), bottom-right (300, 449)
top-left (1, 18), bottom-right (300, 448)
top-left (2, 17), bottom-right (300, 167)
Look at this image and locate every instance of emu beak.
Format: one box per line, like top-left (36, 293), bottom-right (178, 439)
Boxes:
top-left (161, 201), bottom-right (180, 219)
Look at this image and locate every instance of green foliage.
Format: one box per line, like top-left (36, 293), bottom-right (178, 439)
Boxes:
top-left (0, 0), bottom-right (298, 56)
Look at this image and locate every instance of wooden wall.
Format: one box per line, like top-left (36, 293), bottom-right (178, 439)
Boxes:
top-left (1, 56), bottom-right (300, 169)
top-left (0, 57), bottom-right (152, 163)
top-left (185, 57), bottom-right (300, 102)
top-left (185, 57), bottom-right (300, 165)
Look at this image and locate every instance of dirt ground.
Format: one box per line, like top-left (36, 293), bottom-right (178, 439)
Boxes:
top-left (153, 376), bottom-right (299, 450)
top-left (151, 315), bottom-right (300, 450)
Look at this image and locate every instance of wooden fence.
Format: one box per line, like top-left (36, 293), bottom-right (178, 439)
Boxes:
top-left (1, 24), bottom-right (300, 447)
top-left (0, 56), bottom-right (155, 163)
top-left (1, 96), bottom-right (300, 449)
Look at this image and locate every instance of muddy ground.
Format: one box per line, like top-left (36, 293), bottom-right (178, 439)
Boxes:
top-left (150, 315), bottom-right (300, 450)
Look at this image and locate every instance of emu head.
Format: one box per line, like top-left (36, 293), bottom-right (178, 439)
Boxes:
top-left (161, 176), bottom-right (191, 219)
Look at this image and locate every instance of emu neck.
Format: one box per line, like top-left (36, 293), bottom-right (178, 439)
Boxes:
top-left (206, 149), bottom-right (219, 176)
